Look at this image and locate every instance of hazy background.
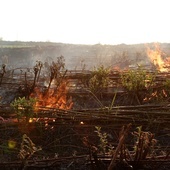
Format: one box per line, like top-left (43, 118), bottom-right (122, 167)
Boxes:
top-left (0, 0), bottom-right (170, 45)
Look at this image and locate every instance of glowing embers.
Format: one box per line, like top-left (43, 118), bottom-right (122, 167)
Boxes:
top-left (147, 43), bottom-right (168, 72)
top-left (31, 82), bottom-right (73, 110)
top-left (143, 89), bottom-right (168, 102)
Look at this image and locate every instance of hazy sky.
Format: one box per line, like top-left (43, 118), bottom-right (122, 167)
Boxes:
top-left (0, 0), bottom-right (169, 45)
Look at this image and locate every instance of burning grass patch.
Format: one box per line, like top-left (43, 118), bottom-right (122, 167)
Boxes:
top-left (0, 53), bottom-right (170, 168)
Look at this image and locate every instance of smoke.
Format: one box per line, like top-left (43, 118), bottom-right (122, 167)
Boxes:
top-left (1, 43), bottom-right (170, 72)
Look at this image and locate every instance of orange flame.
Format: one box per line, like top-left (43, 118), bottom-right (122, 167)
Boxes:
top-left (146, 43), bottom-right (168, 72)
top-left (31, 82), bottom-right (73, 110)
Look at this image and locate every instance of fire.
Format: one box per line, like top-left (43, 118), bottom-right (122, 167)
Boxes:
top-left (30, 82), bottom-right (73, 110)
top-left (146, 43), bottom-right (168, 72)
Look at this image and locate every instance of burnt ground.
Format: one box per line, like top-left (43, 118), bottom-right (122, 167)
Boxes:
top-left (0, 40), bottom-right (170, 169)
top-left (0, 66), bottom-right (169, 170)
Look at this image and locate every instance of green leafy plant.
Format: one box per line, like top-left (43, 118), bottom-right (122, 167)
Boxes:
top-left (121, 68), bottom-right (155, 92)
top-left (163, 79), bottom-right (170, 96)
top-left (89, 65), bottom-right (110, 93)
top-left (10, 97), bottom-right (36, 122)
top-left (95, 126), bottom-right (112, 155)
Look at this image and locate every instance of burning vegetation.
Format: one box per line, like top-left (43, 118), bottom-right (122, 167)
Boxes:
top-left (31, 82), bottom-right (73, 110)
top-left (147, 43), bottom-right (170, 72)
top-left (14, 55), bottom-right (74, 111)
top-left (0, 43), bottom-right (170, 169)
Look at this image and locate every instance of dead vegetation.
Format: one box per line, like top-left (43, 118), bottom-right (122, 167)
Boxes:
top-left (0, 54), bottom-right (169, 169)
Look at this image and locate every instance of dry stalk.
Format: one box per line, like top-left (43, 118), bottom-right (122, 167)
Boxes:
top-left (108, 123), bottom-right (131, 170)
top-left (0, 64), bottom-right (6, 85)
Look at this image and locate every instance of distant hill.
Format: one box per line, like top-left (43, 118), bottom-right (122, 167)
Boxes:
top-left (0, 40), bottom-right (170, 70)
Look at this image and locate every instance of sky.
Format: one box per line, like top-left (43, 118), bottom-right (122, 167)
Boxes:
top-left (0, 0), bottom-right (170, 45)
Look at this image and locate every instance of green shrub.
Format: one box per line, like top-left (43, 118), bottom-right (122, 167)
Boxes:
top-left (10, 97), bottom-right (36, 122)
top-left (121, 68), bottom-right (155, 92)
top-left (163, 79), bottom-right (170, 96)
top-left (95, 126), bottom-right (112, 154)
top-left (89, 65), bottom-right (110, 93)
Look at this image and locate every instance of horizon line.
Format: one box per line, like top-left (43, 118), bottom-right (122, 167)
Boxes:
top-left (1, 39), bottom-right (169, 46)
